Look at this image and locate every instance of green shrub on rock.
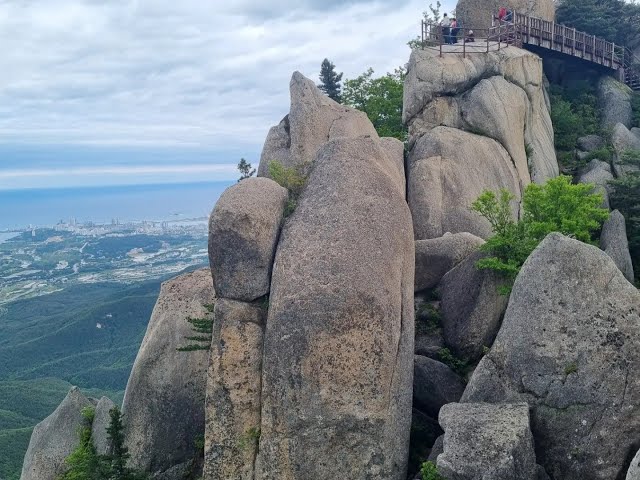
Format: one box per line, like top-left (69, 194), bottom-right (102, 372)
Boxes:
top-left (267, 161), bottom-right (307, 216)
top-left (421, 461), bottom-right (446, 480)
top-left (472, 176), bottom-right (609, 292)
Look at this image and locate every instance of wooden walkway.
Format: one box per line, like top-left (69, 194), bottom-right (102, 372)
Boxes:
top-left (422, 14), bottom-right (640, 90)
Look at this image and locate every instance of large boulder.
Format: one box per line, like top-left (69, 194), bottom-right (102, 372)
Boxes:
top-left (415, 232), bottom-right (484, 291)
top-left (599, 76), bottom-right (633, 130)
top-left (408, 127), bottom-right (522, 240)
top-left (204, 299), bottom-right (266, 480)
top-left (611, 123), bottom-right (640, 176)
top-left (438, 251), bottom-right (510, 361)
top-left (413, 355), bottom-right (465, 418)
top-left (209, 177), bottom-right (287, 302)
top-left (456, 0), bottom-right (555, 31)
top-left (258, 71), bottom-right (377, 176)
top-left (122, 268), bottom-right (213, 475)
top-left (576, 159), bottom-right (614, 209)
top-left (404, 47), bottom-right (558, 184)
top-left (437, 402), bottom-right (537, 480)
top-left (91, 396), bottom-right (116, 455)
top-left (601, 210), bottom-right (635, 282)
top-left (255, 136), bottom-right (415, 480)
top-left (21, 387), bottom-right (94, 480)
top-left (462, 233), bottom-right (640, 480)
top-left (577, 135), bottom-right (605, 152)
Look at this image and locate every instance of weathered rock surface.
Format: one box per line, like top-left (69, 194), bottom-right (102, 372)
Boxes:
top-left (611, 123), bottom-right (640, 176)
top-left (204, 299), bottom-right (266, 480)
top-left (577, 159), bottom-right (614, 209)
top-left (380, 136), bottom-right (407, 194)
top-left (122, 268), bottom-right (213, 474)
top-left (404, 46), bottom-right (558, 184)
top-left (439, 251), bottom-right (510, 361)
top-left (258, 71), bottom-right (377, 176)
top-left (599, 76), bottom-right (633, 130)
top-left (21, 387), bottom-right (94, 480)
top-left (408, 127), bottom-right (522, 240)
top-left (437, 402), bottom-right (537, 480)
top-left (92, 396), bottom-right (116, 455)
top-left (601, 210), bottom-right (635, 282)
top-left (255, 135), bottom-right (415, 480)
top-left (577, 135), bottom-right (605, 152)
top-left (627, 448), bottom-right (640, 480)
top-left (415, 232), bottom-right (484, 291)
top-left (413, 355), bottom-right (465, 418)
top-left (463, 233), bottom-right (640, 480)
top-left (209, 177), bottom-right (287, 302)
top-left (456, 0), bottom-right (555, 31)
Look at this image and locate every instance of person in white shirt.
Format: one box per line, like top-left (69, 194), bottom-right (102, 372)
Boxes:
top-left (440, 13), bottom-right (451, 44)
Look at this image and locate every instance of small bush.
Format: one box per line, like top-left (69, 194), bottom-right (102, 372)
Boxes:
top-left (585, 146), bottom-right (613, 162)
top-left (268, 160), bottom-right (307, 217)
top-left (421, 461), bottom-right (446, 480)
top-left (565, 362), bottom-right (578, 375)
top-left (437, 348), bottom-right (468, 376)
top-left (472, 176), bottom-right (609, 292)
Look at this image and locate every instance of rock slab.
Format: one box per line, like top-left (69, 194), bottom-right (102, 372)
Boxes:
top-left (122, 268), bottom-right (213, 474)
top-left (204, 299), bottom-right (265, 480)
top-left (255, 136), bottom-right (415, 480)
top-left (415, 232), bottom-right (484, 291)
top-left (601, 210), bottom-right (635, 282)
top-left (437, 402), bottom-right (537, 480)
top-left (413, 355), bottom-right (465, 418)
top-left (92, 396), bottom-right (116, 456)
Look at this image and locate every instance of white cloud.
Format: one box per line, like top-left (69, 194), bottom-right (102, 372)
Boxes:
top-left (0, 0), bottom-right (456, 153)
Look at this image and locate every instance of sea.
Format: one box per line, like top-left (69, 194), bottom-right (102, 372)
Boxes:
top-left (0, 181), bottom-right (234, 230)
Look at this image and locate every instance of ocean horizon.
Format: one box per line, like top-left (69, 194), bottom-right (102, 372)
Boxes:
top-left (0, 181), bottom-right (235, 230)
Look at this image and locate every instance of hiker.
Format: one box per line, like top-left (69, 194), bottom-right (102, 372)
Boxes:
top-left (505, 8), bottom-right (513, 23)
top-left (498, 6), bottom-right (507, 23)
top-left (465, 29), bottom-right (475, 43)
top-left (450, 18), bottom-right (460, 44)
top-left (441, 13), bottom-right (451, 44)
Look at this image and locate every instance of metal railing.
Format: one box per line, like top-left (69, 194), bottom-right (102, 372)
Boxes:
top-left (420, 13), bottom-right (640, 90)
top-left (421, 20), bottom-right (521, 57)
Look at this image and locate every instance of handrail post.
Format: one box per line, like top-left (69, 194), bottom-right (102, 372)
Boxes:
top-left (572, 28), bottom-right (576, 56)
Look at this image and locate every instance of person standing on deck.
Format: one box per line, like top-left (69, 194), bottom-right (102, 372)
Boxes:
top-left (450, 17), bottom-right (460, 44)
top-left (441, 13), bottom-right (451, 45)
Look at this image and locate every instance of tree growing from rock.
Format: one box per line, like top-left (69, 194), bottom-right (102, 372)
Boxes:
top-left (472, 175), bottom-right (610, 292)
top-left (318, 59), bottom-right (343, 103)
top-left (237, 158), bottom-right (256, 182)
top-left (342, 67), bottom-right (407, 141)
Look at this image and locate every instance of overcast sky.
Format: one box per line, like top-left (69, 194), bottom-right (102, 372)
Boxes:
top-left (0, 0), bottom-right (455, 189)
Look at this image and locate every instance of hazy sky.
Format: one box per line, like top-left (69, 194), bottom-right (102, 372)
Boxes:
top-left (0, 0), bottom-right (456, 189)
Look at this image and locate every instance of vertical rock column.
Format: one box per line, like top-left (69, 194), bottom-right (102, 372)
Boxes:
top-left (205, 177), bottom-right (288, 480)
top-left (255, 136), bottom-right (415, 480)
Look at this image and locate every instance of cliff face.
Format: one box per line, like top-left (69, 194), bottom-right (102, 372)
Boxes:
top-left (404, 47), bottom-right (559, 240)
top-left (122, 268), bottom-right (214, 476)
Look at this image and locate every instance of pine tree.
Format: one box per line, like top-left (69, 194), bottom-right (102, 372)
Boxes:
top-left (318, 59), bottom-right (343, 103)
top-left (104, 406), bottom-right (147, 480)
top-left (237, 158), bottom-right (256, 182)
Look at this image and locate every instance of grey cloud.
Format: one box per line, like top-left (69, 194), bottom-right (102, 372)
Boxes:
top-left (0, 0), bottom-right (456, 152)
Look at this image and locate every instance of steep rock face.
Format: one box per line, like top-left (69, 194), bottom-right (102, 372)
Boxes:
top-left (415, 232), bottom-right (484, 291)
top-left (462, 234), bottom-right (640, 480)
top-left (456, 0), bottom-right (555, 31)
top-left (577, 159), bottom-right (614, 209)
top-left (413, 356), bottom-right (465, 418)
top-left (122, 268), bottom-right (213, 475)
top-left (408, 127), bottom-right (522, 239)
top-left (437, 402), bottom-right (537, 480)
top-left (255, 135), bottom-right (415, 480)
top-left (627, 449), bottom-right (640, 480)
top-left (204, 299), bottom-right (266, 480)
top-left (611, 123), bottom-right (640, 176)
top-left (258, 71), bottom-right (377, 176)
top-left (92, 396), bottom-right (116, 455)
top-left (208, 177), bottom-right (288, 302)
top-left (438, 251), bottom-right (510, 361)
top-left (405, 47), bottom-right (558, 185)
top-left (601, 210), bottom-right (635, 282)
top-left (21, 387), bottom-right (94, 480)
top-left (599, 76), bottom-right (633, 130)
